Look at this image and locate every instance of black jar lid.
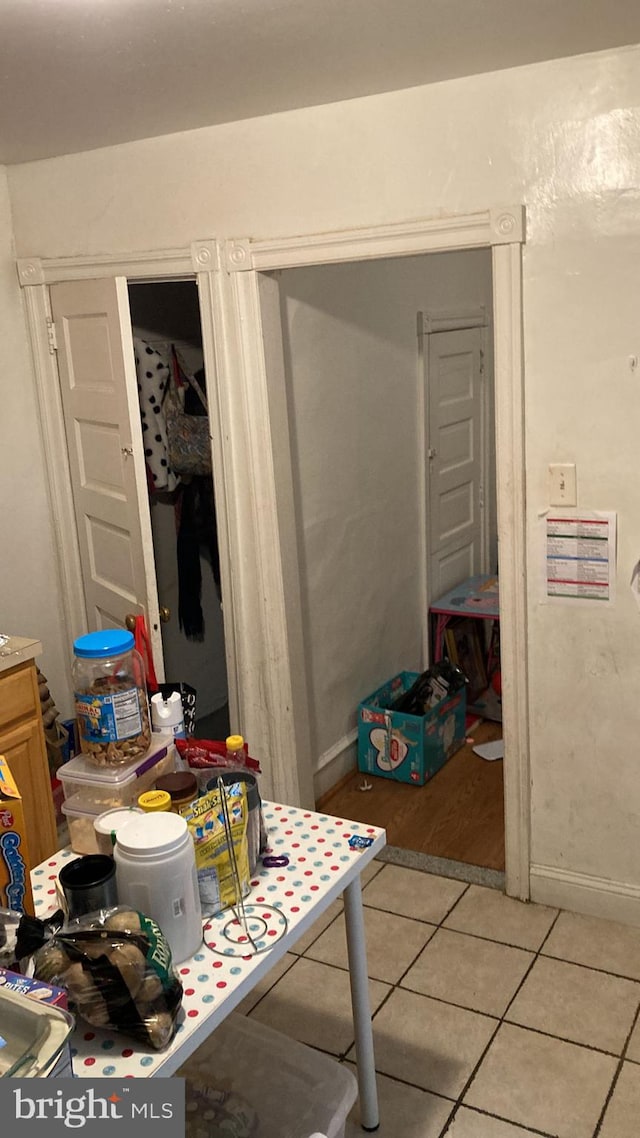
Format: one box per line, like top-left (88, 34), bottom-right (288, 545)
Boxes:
top-left (155, 771), bottom-right (199, 802)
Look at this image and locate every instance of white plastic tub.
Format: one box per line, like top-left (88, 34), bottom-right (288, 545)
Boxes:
top-left (179, 1013), bottom-right (357, 1138)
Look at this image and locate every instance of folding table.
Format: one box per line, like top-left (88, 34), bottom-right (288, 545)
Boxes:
top-left (32, 803), bottom-right (386, 1130)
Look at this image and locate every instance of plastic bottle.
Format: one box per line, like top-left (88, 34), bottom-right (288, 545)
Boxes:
top-left (220, 735), bottom-right (262, 874)
top-left (225, 734), bottom-right (245, 765)
top-left (114, 812), bottom-right (202, 963)
top-left (72, 630), bottom-right (151, 764)
top-left (150, 690), bottom-right (186, 740)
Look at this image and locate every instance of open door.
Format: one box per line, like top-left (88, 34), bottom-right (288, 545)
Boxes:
top-left (50, 278), bottom-right (163, 672)
top-left (427, 326), bottom-right (485, 599)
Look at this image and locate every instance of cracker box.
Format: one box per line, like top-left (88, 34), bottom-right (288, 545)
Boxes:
top-left (358, 671), bottom-right (466, 786)
top-left (0, 755), bottom-right (34, 914)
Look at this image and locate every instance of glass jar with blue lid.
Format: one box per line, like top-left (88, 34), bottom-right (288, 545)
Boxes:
top-left (72, 630), bottom-right (151, 766)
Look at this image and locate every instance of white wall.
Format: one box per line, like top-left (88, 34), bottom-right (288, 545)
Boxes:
top-left (278, 251), bottom-right (493, 786)
top-left (6, 44), bottom-right (640, 913)
top-left (0, 168), bottom-right (72, 715)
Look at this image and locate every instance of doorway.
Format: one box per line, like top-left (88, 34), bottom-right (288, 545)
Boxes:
top-left (127, 281), bottom-right (230, 738)
top-left (270, 249), bottom-right (504, 876)
top-left (47, 272), bottom-right (230, 741)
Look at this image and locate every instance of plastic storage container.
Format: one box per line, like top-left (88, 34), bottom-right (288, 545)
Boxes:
top-left (0, 985), bottom-right (75, 1078)
top-left (114, 812), bottom-right (203, 964)
top-left (59, 734), bottom-right (174, 813)
top-left (179, 1013), bottom-right (357, 1138)
top-left (60, 734), bottom-right (174, 854)
top-left (93, 806), bottom-right (144, 856)
top-left (61, 801), bottom-right (112, 856)
top-left (73, 629), bottom-right (151, 765)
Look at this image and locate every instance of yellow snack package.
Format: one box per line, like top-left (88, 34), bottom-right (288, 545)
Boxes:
top-left (183, 781), bottom-right (249, 916)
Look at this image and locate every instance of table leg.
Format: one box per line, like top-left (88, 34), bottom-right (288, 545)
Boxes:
top-left (344, 876), bottom-right (379, 1131)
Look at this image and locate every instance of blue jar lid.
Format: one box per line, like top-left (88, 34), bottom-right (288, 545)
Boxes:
top-left (73, 630), bottom-right (135, 659)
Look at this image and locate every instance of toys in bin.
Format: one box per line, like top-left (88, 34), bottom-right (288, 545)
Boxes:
top-left (358, 664), bottom-right (467, 786)
top-left (390, 660), bottom-right (467, 714)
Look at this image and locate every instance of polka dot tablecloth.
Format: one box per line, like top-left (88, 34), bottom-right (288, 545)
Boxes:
top-left (32, 803), bottom-right (385, 1077)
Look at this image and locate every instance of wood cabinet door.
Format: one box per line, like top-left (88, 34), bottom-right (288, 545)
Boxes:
top-left (1, 717), bottom-right (57, 866)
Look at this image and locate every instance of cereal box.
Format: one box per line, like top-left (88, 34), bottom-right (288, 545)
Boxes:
top-left (0, 755), bottom-right (34, 914)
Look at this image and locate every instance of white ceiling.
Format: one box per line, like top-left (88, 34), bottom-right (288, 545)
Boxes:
top-left (3, 0), bottom-right (640, 166)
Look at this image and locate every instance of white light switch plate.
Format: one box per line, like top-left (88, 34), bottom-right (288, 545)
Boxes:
top-left (549, 463), bottom-right (577, 506)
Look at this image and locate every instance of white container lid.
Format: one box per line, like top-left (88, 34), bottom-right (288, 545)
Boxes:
top-left (58, 733), bottom-right (171, 787)
top-left (94, 807), bottom-right (144, 837)
top-left (116, 811), bottom-right (188, 856)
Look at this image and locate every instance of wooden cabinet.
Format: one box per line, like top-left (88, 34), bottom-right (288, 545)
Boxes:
top-left (0, 658), bottom-right (57, 865)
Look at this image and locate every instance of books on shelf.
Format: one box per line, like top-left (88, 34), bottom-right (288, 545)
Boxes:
top-left (443, 617), bottom-right (488, 702)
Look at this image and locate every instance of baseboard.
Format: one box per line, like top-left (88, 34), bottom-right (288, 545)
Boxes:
top-left (313, 729), bottom-right (358, 801)
top-left (530, 863), bottom-right (640, 928)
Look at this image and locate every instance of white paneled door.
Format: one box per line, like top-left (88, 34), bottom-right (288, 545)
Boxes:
top-left (427, 326), bottom-right (485, 599)
top-left (50, 278), bottom-right (163, 670)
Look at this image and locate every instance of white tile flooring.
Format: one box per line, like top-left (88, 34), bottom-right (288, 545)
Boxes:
top-left (238, 860), bottom-right (640, 1137)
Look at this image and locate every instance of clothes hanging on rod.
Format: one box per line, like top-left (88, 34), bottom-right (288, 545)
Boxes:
top-left (177, 475), bottom-right (221, 640)
top-left (133, 338), bottom-right (180, 493)
top-left (134, 334), bottom-right (220, 642)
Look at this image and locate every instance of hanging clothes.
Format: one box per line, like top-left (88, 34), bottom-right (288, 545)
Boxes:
top-left (134, 338), bottom-right (180, 493)
top-left (177, 475), bottom-right (221, 640)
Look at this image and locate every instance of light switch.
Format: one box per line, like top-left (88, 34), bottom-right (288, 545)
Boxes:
top-left (549, 463), bottom-right (577, 506)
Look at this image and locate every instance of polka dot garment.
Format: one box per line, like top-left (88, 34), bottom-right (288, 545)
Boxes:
top-left (134, 338), bottom-right (179, 492)
top-left (33, 804), bottom-right (385, 1077)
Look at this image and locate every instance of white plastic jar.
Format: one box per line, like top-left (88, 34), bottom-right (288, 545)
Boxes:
top-left (73, 629), bottom-right (151, 765)
top-left (114, 812), bottom-right (202, 964)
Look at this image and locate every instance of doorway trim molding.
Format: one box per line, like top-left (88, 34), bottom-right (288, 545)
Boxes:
top-left (220, 205), bottom-right (529, 900)
top-left (17, 205), bottom-right (529, 897)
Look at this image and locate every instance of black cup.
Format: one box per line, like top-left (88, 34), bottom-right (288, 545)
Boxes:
top-left (58, 854), bottom-right (118, 920)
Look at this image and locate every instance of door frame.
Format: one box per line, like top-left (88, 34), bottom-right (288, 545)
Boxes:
top-left (418, 307), bottom-right (491, 664)
top-left (17, 206), bottom-right (530, 898)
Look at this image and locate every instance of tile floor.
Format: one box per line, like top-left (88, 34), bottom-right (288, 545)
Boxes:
top-left (238, 860), bottom-right (640, 1137)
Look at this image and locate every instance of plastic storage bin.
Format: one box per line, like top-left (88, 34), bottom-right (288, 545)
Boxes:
top-left (179, 1013), bottom-right (357, 1138)
top-left (59, 734), bottom-right (174, 814)
top-left (60, 734), bottom-right (175, 854)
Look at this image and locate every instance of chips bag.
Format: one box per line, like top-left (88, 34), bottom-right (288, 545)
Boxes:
top-left (183, 781), bottom-right (249, 916)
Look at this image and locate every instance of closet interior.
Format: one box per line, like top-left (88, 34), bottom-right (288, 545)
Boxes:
top-left (128, 280), bottom-right (229, 739)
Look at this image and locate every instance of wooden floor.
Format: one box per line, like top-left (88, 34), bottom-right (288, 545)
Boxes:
top-left (317, 720), bottom-right (505, 871)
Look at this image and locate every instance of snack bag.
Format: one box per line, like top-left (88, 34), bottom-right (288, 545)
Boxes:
top-left (32, 906), bottom-right (183, 1050)
top-left (175, 737), bottom-right (261, 791)
top-left (183, 782), bottom-right (249, 915)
